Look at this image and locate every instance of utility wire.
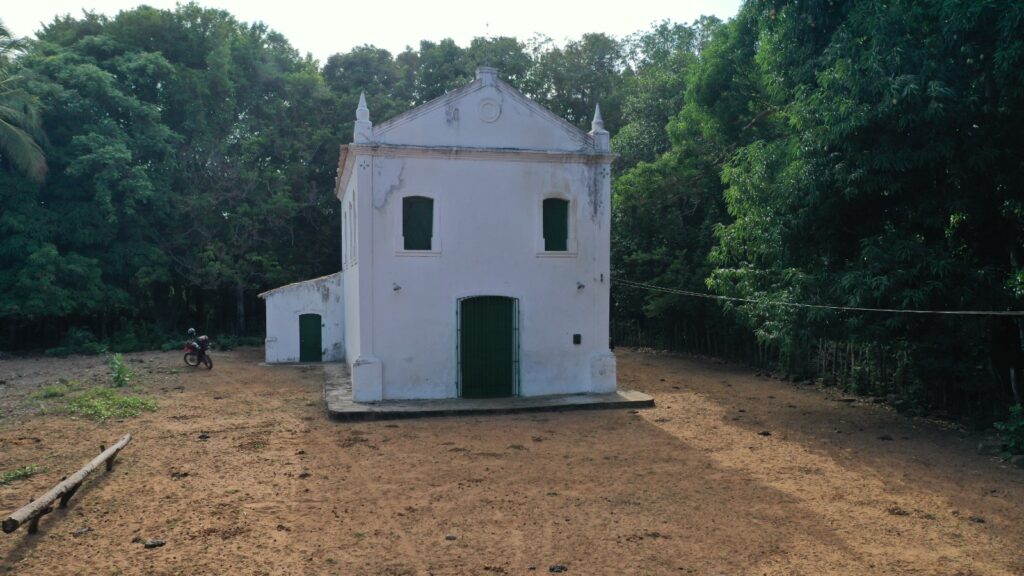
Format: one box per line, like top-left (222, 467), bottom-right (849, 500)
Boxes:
top-left (612, 278), bottom-right (1024, 317)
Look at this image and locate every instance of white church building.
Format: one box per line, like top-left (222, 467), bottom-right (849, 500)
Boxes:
top-left (261, 67), bottom-right (616, 402)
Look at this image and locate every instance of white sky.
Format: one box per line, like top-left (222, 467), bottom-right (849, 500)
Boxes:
top-left (5, 0), bottom-right (742, 63)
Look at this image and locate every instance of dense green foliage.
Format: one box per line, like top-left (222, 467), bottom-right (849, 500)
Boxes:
top-left (996, 405), bottom-right (1024, 455)
top-left (2, 6), bottom-right (342, 345)
top-left (0, 4), bottom-right (635, 350)
top-left (0, 19), bottom-right (47, 182)
top-left (3, 2), bottom-right (1023, 423)
top-left (614, 0), bottom-right (1024, 422)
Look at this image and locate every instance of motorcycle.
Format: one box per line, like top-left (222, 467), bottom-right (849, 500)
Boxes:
top-left (183, 335), bottom-right (213, 369)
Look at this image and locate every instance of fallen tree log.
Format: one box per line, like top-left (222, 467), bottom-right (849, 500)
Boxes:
top-left (2, 433), bottom-right (132, 534)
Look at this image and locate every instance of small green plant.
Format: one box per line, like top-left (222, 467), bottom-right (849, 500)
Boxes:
top-left (30, 380), bottom-right (81, 400)
top-left (1, 465), bottom-right (44, 486)
top-left (995, 405), bottom-right (1024, 455)
top-left (64, 388), bottom-right (157, 421)
top-left (109, 353), bottom-right (133, 388)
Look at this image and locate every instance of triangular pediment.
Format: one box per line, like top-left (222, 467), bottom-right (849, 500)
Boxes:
top-left (372, 76), bottom-right (594, 152)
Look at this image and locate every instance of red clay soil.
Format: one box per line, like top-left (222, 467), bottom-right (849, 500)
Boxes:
top-left (0, 347), bottom-right (1022, 575)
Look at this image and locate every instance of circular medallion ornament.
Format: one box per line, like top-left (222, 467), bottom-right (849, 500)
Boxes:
top-left (478, 98), bottom-right (501, 123)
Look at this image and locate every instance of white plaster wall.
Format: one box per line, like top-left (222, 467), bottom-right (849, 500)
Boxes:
top-left (263, 272), bottom-right (345, 363)
top-left (366, 155), bottom-right (612, 399)
top-left (341, 178), bottom-right (362, 367)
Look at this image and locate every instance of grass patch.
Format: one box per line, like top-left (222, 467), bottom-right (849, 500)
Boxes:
top-left (1, 465), bottom-right (44, 486)
top-left (64, 387), bottom-right (157, 421)
top-left (28, 356), bottom-right (154, 421)
top-left (30, 380), bottom-right (82, 400)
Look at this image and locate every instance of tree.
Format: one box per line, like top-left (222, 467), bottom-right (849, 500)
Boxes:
top-left (612, 18), bottom-right (722, 170)
top-left (610, 11), bottom-right (771, 357)
top-left (323, 45), bottom-right (413, 120)
top-left (528, 33), bottom-right (627, 131)
top-left (1, 5), bottom-right (347, 345)
top-left (709, 0), bottom-right (1024, 410)
top-left (0, 18), bottom-right (47, 182)
top-left (413, 38), bottom-right (469, 104)
top-left (463, 36), bottom-right (533, 87)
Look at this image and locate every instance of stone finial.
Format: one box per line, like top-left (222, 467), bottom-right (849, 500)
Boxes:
top-left (356, 92), bottom-right (370, 122)
top-left (475, 66), bottom-right (498, 86)
top-left (591, 103), bottom-right (604, 132)
top-left (354, 92), bottom-right (373, 143)
top-left (589, 103), bottom-right (610, 151)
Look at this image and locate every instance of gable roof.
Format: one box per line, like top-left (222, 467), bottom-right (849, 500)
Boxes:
top-left (258, 272), bottom-right (342, 299)
top-left (370, 68), bottom-right (597, 153)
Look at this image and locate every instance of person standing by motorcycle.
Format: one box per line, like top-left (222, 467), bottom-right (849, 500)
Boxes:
top-left (184, 327), bottom-right (213, 369)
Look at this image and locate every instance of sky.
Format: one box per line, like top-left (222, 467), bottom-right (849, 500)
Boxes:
top-left (5, 0), bottom-right (743, 63)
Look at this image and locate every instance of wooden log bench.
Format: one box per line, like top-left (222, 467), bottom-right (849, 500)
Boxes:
top-left (2, 433), bottom-right (132, 534)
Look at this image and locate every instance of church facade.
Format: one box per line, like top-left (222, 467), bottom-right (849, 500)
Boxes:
top-left (262, 67), bottom-right (616, 402)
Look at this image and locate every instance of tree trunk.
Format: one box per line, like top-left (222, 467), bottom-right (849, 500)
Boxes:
top-left (1014, 318), bottom-right (1024, 406)
top-left (236, 284), bottom-right (246, 335)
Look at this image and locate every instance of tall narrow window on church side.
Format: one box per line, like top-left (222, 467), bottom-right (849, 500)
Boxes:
top-left (341, 207), bottom-right (348, 268)
top-left (403, 196), bottom-right (434, 250)
top-left (347, 201), bottom-right (355, 265)
top-left (543, 198), bottom-right (569, 252)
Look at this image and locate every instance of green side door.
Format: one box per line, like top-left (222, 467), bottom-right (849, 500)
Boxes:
top-left (299, 313), bottom-right (322, 362)
top-left (460, 296), bottom-right (517, 398)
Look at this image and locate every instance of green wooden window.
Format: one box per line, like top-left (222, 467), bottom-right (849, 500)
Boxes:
top-left (403, 196), bottom-right (433, 250)
top-left (543, 198), bottom-right (569, 251)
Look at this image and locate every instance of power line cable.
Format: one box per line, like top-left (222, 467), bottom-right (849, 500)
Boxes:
top-left (612, 278), bottom-right (1024, 317)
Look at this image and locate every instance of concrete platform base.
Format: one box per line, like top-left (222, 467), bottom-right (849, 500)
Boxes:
top-left (323, 364), bottom-right (654, 421)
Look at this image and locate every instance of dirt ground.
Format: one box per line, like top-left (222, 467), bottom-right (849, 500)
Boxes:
top-left (0, 347), bottom-right (1022, 575)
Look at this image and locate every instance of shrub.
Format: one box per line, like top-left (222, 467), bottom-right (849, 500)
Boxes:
top-left (995, 405), bottom-right (1024, 455)
top-left (108, 353), bottom-right (133, 387)
top-left (215, 335), bottom-right (262, 351)
top-left (160, 338), bottom-right (183, 352)
top-left (44, 328), bottom-right (107, 356)
top-left (64, 327), bottom-right (106, 355)
top-left (107, 323), bottom-right (180, 353)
